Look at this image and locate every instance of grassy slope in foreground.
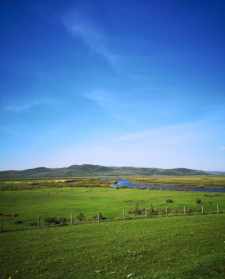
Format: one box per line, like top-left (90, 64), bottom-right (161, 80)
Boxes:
top-left (0, 215), bottom-right (225, 279)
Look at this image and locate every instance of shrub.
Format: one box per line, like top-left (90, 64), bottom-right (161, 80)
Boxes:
top-left (45, 217), bottom-right (67, 226)
top-left (58, 217), bottom-right (67, 225)
top-left (99, 212), bottom-right (106, 220)
top-left (128, 204), bottom-right (145, 215)
top-left (14, 220), bottom-right (23, 224)
top-left (76, 212), bottom-right (86, 222)
top-left (30, 221), bottom-right (38, 226)
top-left (148, 206), bottom-right (156, 215)
top-left (186, 208), bottom-right (193, 214)
top-left (166, 199), bottom-right (174, 203)
top-left (93, 212), bottom-right (106, 220)
top-left (196, 199), bottom-right (202, 204)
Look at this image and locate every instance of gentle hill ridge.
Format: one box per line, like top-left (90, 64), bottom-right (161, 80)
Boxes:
top-left (0, 164), bottom-right (215, 179)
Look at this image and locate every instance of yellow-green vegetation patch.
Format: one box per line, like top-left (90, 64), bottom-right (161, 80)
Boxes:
top-left (129, 175), bottom-right (225, 187)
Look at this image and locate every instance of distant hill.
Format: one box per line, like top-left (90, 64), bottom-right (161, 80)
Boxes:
top-left (0, 164), bottom-right (214, 179)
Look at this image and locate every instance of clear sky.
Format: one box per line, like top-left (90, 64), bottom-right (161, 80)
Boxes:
top-left (1, 0), bottom-right (225, 171)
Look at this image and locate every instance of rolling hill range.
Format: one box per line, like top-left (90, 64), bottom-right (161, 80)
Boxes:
top-left (0, 164), bottom-right (216, 179)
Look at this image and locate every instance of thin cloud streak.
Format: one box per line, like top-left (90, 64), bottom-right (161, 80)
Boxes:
top-left (83, 89), bottom-right (128, 121)
top-left (48, 119), bottom-right (225, 171)
top-left (3, 98), bottom-right (59, 113)
top-left (62, 11), bottom-right (118, 68)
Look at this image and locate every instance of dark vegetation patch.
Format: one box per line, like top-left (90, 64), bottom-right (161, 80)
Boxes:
top-left (0, 213), bottom-right (19, 217)
top-left (76, 212), bottom-right (86, 222)
top-left (204, 193), bottom-right (222, 197)
top-left (93, 212), bottom-right (107, 220)
top-left (166, 199), bottom-right (174, 203)
top-left (184, 256), bottom-right (225, 279)
top-left (196, 198), bottom-right (202, 204)
top-left (14, 220), bottom-right (23, 224)
top-left (64, 179), bottom-right (77, 183)
top-left (44, 217), bottom-right (68, 226)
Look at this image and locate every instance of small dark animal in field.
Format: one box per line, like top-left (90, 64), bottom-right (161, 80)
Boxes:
top-left (166, 199), bottom-right (174, 203)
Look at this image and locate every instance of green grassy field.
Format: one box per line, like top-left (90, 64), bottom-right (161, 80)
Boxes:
top-left (1, 187), bottom-right (225, 222)
top-left (1, 183), bottom-right (225, 278)
top-left (1, 215), bottom-right (225, 279)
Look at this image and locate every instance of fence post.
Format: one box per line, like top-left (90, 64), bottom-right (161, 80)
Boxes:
top-left (217, 203), bottom-right (219, 214)
top-left (70, 213), bottom-right (73, 225)
top-left (37, 216), bottom-right (41, 228)
top-left (201, 205), bottom-right (204, 215)
top-left (183, 206), bottom-right (186, 215)
top-left (165, 207), bottom-right (168, 216)
top-left (123, 208), bottom-right (125, 219)
top-left (145, 208), bottom-right (147, 217)
top-left (97, 213), bottom-right (100, 224)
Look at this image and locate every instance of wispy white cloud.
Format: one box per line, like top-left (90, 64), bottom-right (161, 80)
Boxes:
top-left (47, 119), bottom-right (225, 171)
top-left (84, 90), bottom-right (114, 109)
top-left (4, 98), bottom-right (58, 113)
top-left (4, 116), bottom-right (224, 171)
top-left (5, 102), bottom-right (39, 112)
top-left (61, 9), bottom-right (167, 81)
top-left (116, 123), bottom-right (201, 144)
top-left (83, 89), bottom-right (127, 120)
top-left (62, 11), bottom-right (118, 68)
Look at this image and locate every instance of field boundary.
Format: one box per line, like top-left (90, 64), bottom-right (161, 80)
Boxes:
top-left (1, 205), bottom-right (224, 234)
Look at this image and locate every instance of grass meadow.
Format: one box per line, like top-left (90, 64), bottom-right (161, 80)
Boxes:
top-left (1, 187), bottom-right (225, 224)
top-left (1, 178), bottom-right (225, 278)
top-left (1, 215), bottom-right (225, 279)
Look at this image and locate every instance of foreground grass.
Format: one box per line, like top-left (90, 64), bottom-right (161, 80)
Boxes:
top-left (1, 187), bottom-right (225, 278)
top-left (0, 215), bottom-right (225, 279)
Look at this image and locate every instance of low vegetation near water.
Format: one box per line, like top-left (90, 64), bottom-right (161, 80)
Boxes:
top-left (1, 175), bottom-right (225, 191)
top-left (129, 175), bottom-right (225, 187)
top-left (0, 177), bottom-right (114, 190)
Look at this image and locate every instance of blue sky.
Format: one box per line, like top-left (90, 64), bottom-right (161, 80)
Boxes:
top-left (1, 0), bottom-right (225, 171)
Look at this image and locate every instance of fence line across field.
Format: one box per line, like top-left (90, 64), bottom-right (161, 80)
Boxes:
top-left (0, 203), bottom-right (224, 233)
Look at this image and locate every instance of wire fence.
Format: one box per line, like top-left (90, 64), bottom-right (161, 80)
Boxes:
top-left (0, 203), bottom-right (224, 233)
